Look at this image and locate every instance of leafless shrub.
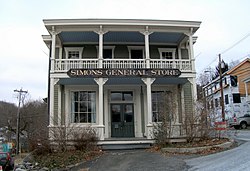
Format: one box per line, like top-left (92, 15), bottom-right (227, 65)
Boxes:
top-left (73, 127), bottom-right (98, 151)
top-left (153, 91), bottom-right (177, 146)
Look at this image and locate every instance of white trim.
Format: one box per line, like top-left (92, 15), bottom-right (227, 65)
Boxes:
top-left (96, 46), bottom-right (116, 59)
top-left (127, 46), bottom-right (145, 59)
top-left (64, 47), bottom-right (84, 59)
top-left (158, 48), bottom-right (176, 59)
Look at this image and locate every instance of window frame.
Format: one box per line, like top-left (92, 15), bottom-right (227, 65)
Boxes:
top-left (127, 46), bottom-right (145, 59)
top-left (65, 47), bottom-right (84, 59)
top-left (71, 91), bottom-right (96, 124)
top-left (158, 48), bottom-right (176, 59)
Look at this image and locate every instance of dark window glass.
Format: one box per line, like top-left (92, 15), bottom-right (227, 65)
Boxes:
top-left (103, 49), bottom-right (113, 59)
top-left (233, 93), bottom-right (241, 103)
top-left (131, 50), bottom-right (143, 59)
top-left (225, 94), bottom-right (229, 104)
top-left (215, 99), bottom-right (218, 107)
top-left (230, 75), bottom-right (238, 87)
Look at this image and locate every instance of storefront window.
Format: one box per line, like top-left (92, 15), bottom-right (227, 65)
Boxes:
top-left (71, 91), bottom-right (96, 123)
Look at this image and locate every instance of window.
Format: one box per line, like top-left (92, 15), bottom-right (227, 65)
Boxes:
top-left (230, 75), bottom-right (238, 87)
top-left (233, 93), bottom-right (241, 103)
top-left (128, 46), bottom-right (144, 59)
top-left (158, 48), bottom-right (176, 59)
top-left (225, 94), bottom-right (229, 104)
top-left (65, 47), bottom-right (84, 59)
top-left (215, 98), bottom-right (219, 107)
top-left (152, 91), bottom-right (173, 122)
top-left (97, 46), bottom-right (115, 59)
top-left (71, 91), bottom-right (96, 123)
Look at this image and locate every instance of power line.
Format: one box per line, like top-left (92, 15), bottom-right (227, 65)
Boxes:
top-left (220, 33), bottom-right (250, 55)
top-left (199, 32), bottom-right (250, 72)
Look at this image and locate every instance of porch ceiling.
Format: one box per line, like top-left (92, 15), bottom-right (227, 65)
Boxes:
top-left (57, 77), bottom-right (188, 85)
top-left (59, 31), bottom-right (185, 44)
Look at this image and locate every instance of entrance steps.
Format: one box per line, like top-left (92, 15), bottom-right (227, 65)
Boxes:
top-left (97, 138), bottom-right (155, 150)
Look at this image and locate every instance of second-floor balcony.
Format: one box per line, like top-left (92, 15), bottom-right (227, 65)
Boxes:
top-left (53, 58), bottom-right (192, 73)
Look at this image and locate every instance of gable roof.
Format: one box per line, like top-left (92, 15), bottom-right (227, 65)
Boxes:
top-left (227, 58), bottom-right (250, 74)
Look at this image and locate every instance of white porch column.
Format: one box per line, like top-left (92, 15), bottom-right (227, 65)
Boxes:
top-left (49, 27), bottom-right (57, 126)
top-left (58, 85), bottom-right (62, 126)
top-left (49, 78), bottom-right (55, 126)
top-left (188, 29), bottom-right (195, 72)
top-left (94, 78), bottom-right (108, 140)
top-left (141, 27), bottom-right (153, 68)
top-left (95, 26), bottom-right (108, 68)
top-left (188, 77), bottom-right (197, 101)
top-left (142, 78), bottom-right (155, 139)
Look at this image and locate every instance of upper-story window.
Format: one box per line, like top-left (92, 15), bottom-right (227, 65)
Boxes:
top-left (128, 46), bottom-right (144, 59)
top-left (158, 48), bottom-right (176, 59)
top-left (65, 47), bottom-right (84, 59)
top-left (97, 46), bottom-right (115, 59)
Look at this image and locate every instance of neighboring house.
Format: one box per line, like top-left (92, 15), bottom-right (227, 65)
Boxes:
top-left (203, 58), bottom-right (250, 120)
top-left (42, 19), bottom-right (201, 141)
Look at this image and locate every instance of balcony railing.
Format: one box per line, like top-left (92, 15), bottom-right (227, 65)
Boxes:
top-left (53, 59), bottom-right (192, 72)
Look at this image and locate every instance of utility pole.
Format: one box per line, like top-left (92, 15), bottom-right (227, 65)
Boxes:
top-left (14, 88), bottom-right (28, 155)
top-left (219, 54), bottom-right (225, 121)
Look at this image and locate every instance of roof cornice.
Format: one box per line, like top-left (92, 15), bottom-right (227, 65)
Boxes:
top-left (43, 18), bottom-right (201, 33)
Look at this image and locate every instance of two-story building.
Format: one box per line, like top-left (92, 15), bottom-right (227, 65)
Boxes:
top-left (42, 19), bottom-right (201, 141)
top-left (203, 58), bottom-right (250, 121)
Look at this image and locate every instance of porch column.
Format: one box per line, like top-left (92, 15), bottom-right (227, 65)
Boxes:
top-left (188, 29), bottom-right (195, 72)
top-left (49, 78), bottom-right (55, 126)
top-left (94, 78), bottom-right (108, 140)
top-left (141, 27), bottom-right (153, 68)
top-left (245, 82), bottom-right (248, 97)
top-left (188, 77), bottom-right (197, 101)
top-left (96, 26), bottom-right (108, 68)
top-left (49, 27), bottom-right (57, 126)
top-left (58, 85), bottom-right (62, 126)
top-left (142, 78), bottom-right (155, 139)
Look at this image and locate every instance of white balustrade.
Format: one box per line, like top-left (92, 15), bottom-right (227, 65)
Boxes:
top-left (53, 59), bottom-right (192, 72)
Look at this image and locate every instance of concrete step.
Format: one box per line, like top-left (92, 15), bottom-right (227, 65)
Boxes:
top-left (98, 139), bottom-right (154, 150)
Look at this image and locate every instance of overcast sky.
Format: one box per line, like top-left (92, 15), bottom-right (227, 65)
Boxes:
top-left (0, 0), bottom-right (250, 104)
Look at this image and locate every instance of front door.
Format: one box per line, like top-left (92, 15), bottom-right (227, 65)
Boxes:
top-left (111, 104), bottom-right (135, 137)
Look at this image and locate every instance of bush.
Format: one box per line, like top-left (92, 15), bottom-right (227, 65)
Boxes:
top-left (73, 127), bottom-right (98, 151)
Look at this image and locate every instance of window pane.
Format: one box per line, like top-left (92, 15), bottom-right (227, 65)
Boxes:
top-left (233, 93), bottom-right (241, 103)
top-left (80, 102), bottom-right (87, 112)
top-left (111, 92), bottom-right (122, 101)
top-left (68, 51), bottom-right (80, 59)
top-left (80, 113), bottom-right (87, 123)
top-left (103, 49), bottom-right (112, 59)
top-left (80, 92), bottom-right (88, 101)
top-left (123, 92), bottom-right (133, 101)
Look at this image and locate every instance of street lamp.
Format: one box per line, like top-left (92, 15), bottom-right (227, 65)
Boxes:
top-left (219, 54), bottom-right (225, 121)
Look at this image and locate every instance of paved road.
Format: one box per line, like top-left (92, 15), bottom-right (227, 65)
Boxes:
top-left (72, 150), bottom-right (189, 171)
top-left (186, 130), bottom-right (250, 171)
top-left (73, 130), bottom-right (250, 171)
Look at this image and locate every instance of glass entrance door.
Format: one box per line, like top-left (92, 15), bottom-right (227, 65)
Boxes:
top-left (111, 104), bottom-right (134, 137)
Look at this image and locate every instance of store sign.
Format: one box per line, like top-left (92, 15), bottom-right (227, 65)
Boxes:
top-left (67, 68), bottom-right (181, 77)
